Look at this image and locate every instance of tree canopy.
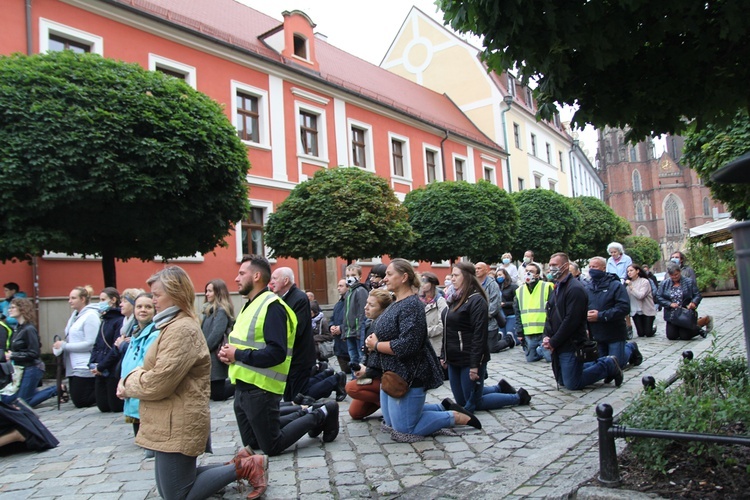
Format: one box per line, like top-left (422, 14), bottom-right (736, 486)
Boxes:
top-left (682, 110), bottom-right (750, 221)
top-left (568, 196), bottom-right (631, 262)
top-left (0, 51), bottom-right (250, 286)
top-left (511, 189), bottom-right (579, 263)
top-left (623, 236), bottom-right (662, 268)
top-left (264, 167), bottom-right (413, 263)
top-left (402, 180), bottom-right (518, 264)
top-left (438, 0), bottom-right (750, 140)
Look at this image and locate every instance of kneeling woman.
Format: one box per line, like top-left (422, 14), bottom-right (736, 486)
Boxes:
top-left (443, 262), bottom-right (531, 412)
top-left (364, 259), bottom-right (480, 439)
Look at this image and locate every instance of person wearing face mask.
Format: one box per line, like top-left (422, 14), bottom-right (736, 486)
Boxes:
top-left (365, 264), bottom-right (388, 290)
top-left (514, 263), bottom-right (554, 362)
top-left (541, 253), bottom-right (624, 390)
top-left (669, 252), bottom-right (697, 283)
top-left (88, 288), bottom-right (124, 413)
top-left (584, 257), bottom-right (632, 371)
top-left (475, 262), bottom-right (514, 353)
top-left (343, 264), bottom-right (369, 371)
top-left (517, 250), bottom-right (535, 284)
top-left (499, 253), bottom-right (518, 284)
top-left (329, 279), bottom-right (351, 373)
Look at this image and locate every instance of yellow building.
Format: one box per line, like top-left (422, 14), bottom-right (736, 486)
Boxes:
top-left (382, 7), bottom-right (573, 195)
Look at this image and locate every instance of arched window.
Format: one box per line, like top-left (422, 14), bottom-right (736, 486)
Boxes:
top-left (630, 147), bottom-right (637, 162)
top-left (703, 197), bottom-right (710, 216)
top-left (636, 226), bottom-right (650, 237)
top-left (664, 195), bottom-right (682, 235)
top-left (632, 169), bottom-right (642, 192)
top-left (635, 202), bottom-right (644, 221)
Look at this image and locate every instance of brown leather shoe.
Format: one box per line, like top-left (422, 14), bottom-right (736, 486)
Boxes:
top-left (245, 454), bottom-right (268, 499)
top-left (226, 445), bottom-right (254, 467)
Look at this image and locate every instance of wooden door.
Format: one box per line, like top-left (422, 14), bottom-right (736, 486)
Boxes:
top-left (302, 259), bottom-right (328, 303)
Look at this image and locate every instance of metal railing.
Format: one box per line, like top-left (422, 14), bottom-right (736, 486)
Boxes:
top-left (596, 351), bottom-right (750, 486)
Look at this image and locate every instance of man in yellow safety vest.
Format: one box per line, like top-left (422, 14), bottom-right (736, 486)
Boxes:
top-left (514, 262), bottom-right (554, 362)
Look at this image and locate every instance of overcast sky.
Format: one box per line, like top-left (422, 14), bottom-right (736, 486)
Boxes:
top-left (238, 0), bottom-right (609, 157)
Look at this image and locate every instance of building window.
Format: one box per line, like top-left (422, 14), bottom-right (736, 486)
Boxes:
top-left (632, 169), bottom-right (642, 192)
top-left (559, 151), bottom-right (564, 172)
top-left (548, 180), bottom-right (556, 192)
top-left (484, 166), bottom-right (494, 183)
top-left (525, 87), bottom-right (533, 107)
top-left (545, 143), bottom-right (551, 163)
top-left (664, 195), bottom-right (681, 235)
top-left (530, 134), bottom-right (537, 156)
top-left (40, 18), bottom-right (103, 55)
top-left (636, 202), bottom-right (645, 221)
top-left (426, 150), bottom-right (437, 184)
top-left (236, 91), bottom-right (259, 143)
top-left (630, 147), bottom-right (637, 162)
top-left (148, 54), bottom-right (196, 88)
top-left (392, 139), bottom-right (404, 177)
top-left (507, 74), bottom-right (516, 97)
top-left (293, 34), bottom-right (307, 59)
top-left (518, 178), bottom-right (525, 191)
top-left (300, 111), bottom-right (318, 157)
top-left (703, 197), bottom-right (710, 216)
top-left (241, 207), bottom-right (266, 258)
top-left (455, 158), bottom-right (465, 181)
top-left (534, 174), bottom-right (542, 189)
top-left (351, 126), bottom-right (367, 168)
top-left (513, 123), bottom-right (521, 149)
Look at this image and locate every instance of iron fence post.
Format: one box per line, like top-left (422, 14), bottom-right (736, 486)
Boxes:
top-left (596, 403), bottom-right (620, 486)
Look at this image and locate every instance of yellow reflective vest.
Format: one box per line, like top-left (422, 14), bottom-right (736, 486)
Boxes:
top-left (517, 281), bottom-right (554, 336)
top-left (228, 291), bottom-right (297, 395)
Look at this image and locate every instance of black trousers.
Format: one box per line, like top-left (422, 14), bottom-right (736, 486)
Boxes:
top-left (632, 314), bottom-right (655, 338)
top-left (210, 379), bottom-right (235, 402)
top-left (233, 386), bottom-right (323, 456)
top-left (68, 376), bottom-right (96, 408)
top-left (666, 321), bottom-right (700, 340)
top-left (95, 376), bottom-right (123, 413)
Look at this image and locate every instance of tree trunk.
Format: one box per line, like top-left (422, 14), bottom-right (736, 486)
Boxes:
top-left (101, 247), bottom-right (117, 288)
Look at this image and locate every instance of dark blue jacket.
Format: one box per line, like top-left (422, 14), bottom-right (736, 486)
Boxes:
top-left (584, 273), bottom-right (630, 343)
top-left (656, 276), bottom-right (702, 322)
top-left (89, 307), bottom-right (124, 377)
top-left (330, 298), bottom-right (348, 357)
top-left (544, 274), bottom-right (588, 353)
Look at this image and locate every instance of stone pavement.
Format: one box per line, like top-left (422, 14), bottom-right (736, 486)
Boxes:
top-left (0, 296), bottom-right (745, 499)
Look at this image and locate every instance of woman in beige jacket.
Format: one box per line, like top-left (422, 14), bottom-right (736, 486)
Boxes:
top-left (118, 266), bottom-right (266, 500)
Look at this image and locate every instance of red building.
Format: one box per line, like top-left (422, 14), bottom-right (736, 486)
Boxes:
top-left (1, 0), bottom-right (506, 341)
top-left (596, 127), bottom-right (725, 270)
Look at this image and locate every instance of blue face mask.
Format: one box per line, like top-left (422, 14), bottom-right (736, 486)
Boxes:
top-left (670, 258), bottom-right (681, 265)
top-left (588, 269), bottom-right (606, 281)
top-left (496, 276), bottom-right (505, 284)
top-left (98, 301), bottom-right (110, 312)
top-left (502, 258), bottom-right (511, 265)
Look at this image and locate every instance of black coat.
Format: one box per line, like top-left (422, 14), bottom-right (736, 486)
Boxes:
top-left (656, 276), bottom-right (702, 322)
top-left (9, 323), bottom-right (41, 368)
top-left (544, 274), bottom-right (588, 353)
top-left (500, 282), bottom-right (518, 316)
top-left (282, 284), bottom-right (315, 377)
top-left (442, 292), bottom-right (489, 368)
top-left (89, 308), bottom-right (124, 377)
top-left (584, 273), bottom-right (630, 343)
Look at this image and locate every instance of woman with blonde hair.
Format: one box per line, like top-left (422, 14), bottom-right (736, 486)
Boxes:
top-left (202, 279), bottom-right (235, 401)
top-left (118, 266), bottom-right (265, 499)
top-left (119, 288), bottom-right (144, 338)
top-left (1, 298), bottom-right (57, 407)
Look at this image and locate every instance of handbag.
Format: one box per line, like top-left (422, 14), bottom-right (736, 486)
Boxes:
top-left (574, 339), bottom-right (599, 363)
top-left (317, 340), bottom-right (334, 359)
top-left (670, 307), bottom-right (698, 330)
top-left (381, 370), bottom-right (410, 398)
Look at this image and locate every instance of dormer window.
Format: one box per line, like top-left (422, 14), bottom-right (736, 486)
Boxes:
top-left (293, 34), bottom-right (307, 59)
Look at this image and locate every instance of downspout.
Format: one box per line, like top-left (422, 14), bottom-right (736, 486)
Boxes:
top-left (569, 141), bottom-right (577, 197)
top-left (500, 96), bottom-right (513, 192)
top-left (440, 130), bottom-right (449, 181)
top-left (26, 0), bottom-right (41, 322)
top-left (26, 0), bottom-right (33, 56)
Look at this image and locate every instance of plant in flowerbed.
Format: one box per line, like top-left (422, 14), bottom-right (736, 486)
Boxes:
top-left (610, 354), bottom-right (750, 498)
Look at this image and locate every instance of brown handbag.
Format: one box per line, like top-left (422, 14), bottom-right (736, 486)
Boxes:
top-left (380, 370), bottom-right (409, 398)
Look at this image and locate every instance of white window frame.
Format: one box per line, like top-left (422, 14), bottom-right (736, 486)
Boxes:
top-left (148, 54), bottom-right (197, 89)
top-left (388, 133), bottom-right (412, 184)
top-left (548, 179), bottom-right (557, 192)
top-left (423, 144), bottom-right (443, 184)
top-left (292, 33), bottom-right (310, 62)
top-left (231, 81), bottom-right (270, 150)
top-left (235, 200), bottom-right (275, 263)
top-left (453, 153), bottom-right (468, 182)
top-left (295, 102), bottom-right (328, 165)
top-left (347, 119), bottom-right (375, 172)
top-left (482, 164), bottom-right (496, 184)
top-left (507, 74), bottom-right (516, 97)
top-left (39, 18), bottom-right (103, 55)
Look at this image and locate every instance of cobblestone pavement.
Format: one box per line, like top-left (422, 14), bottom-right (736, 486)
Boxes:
top-left (1, 296), bottom-right (745, 499)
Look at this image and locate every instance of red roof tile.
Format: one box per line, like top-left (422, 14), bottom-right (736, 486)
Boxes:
top-left (109, 0), bottom-right (503, 152)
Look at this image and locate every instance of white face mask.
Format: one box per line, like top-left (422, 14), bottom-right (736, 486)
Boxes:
top-left (524, 272), bottom-right (538, 283)
top-left (523, 257), bottom-right (531, 264)
top-left (345, 276), bottom-right (358, 287)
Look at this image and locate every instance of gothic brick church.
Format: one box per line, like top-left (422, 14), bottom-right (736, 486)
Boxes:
top-left (596, 128), bottom-right (726, 271)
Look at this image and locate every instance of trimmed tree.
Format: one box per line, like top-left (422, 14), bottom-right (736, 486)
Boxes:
top-left (511, 189), bottom-right (580, 263)
top-left (439, 0), bottom-right (750, 140)
top-left (623, 236), bottom-right (662, 268)
top-left (568, 196), bottom-right (631, 262)
top-left (402, 180), bottom-right (518, 264)
top-left (0, 51), bottom-right (250, 287)
top-left (682, 110), bottom-right (750, 221)
top-left (264, 167), bottom-right (413, 263)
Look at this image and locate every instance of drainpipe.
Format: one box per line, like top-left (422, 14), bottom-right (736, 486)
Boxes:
top-left (26, 0), bottom-right (33, 56)
top-left (440, 130), bottom-right (448, 181)
top-left (500, 95), bottom-right (513, 192)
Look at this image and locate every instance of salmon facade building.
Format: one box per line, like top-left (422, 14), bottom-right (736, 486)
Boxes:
top-left (1, 0), bottom-right (507, 341)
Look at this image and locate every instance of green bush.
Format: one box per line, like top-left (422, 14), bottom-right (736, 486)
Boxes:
top-left (686, 238), bottom-right (736, 291)
top-left (619, 355), bottom-right (750, 474)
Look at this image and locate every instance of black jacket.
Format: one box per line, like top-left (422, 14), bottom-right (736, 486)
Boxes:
top-left (544, 274), bottom-right (588, 353)
top-left (656, 276), bottom-right (702, 322)
top-left (9, 322), bottom-right (41, 368)
top-left (89, 308), bottom-right (124, 377)
top-left (442, 292), bottom-right (489, 368)
top-left (584, 273), bottom-right (630, 343)
top-left (500, 282), bottom-right (518, 316)
top-left (282, 285), bottom-right (315, 377)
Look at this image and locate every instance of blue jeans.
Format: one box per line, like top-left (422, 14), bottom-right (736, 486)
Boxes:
top-left (1, 365), bottom-right (57, 408)
top-left (447, 363), bottom-right (519, 412)
top-left (523, 334), bottom-right (547, 362)
top-left (380, 386), bottom-right (453, 435)
top-left (500, 315), bottom-right (517, 342)
top-left (556, 350), bottom-right (615, 390)
top-left (346, 337), bottom-right (361, 367)
top-left (584, 340), bottom-right (627, 371)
